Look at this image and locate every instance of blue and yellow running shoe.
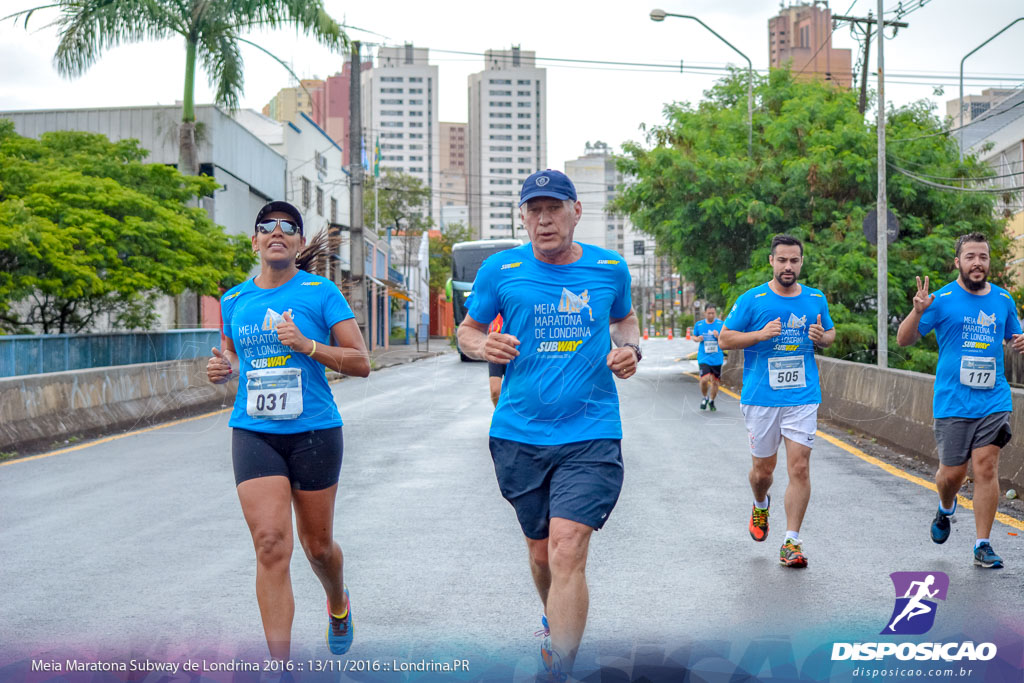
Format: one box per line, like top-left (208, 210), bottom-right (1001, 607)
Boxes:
top-left (326, 586), bottom-right (353, 655)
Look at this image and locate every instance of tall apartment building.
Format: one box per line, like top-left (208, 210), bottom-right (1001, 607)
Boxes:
top-left (768, 2), bottom-right (852, 88)
top-left (361, 44), bottom-right (440, 226)
top-left (564, 141), bottom-right (652, 280)
top-left (262, 78), bottom-right (325, 124)
top-left (439, 122), bottom-right (468, 227)
top-left (468, 47), bottom-right (547, 240)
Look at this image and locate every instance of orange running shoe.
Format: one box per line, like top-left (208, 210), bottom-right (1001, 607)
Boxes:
top-left (749, 495), bottom-right (770, 542)
top-left (779, 539), bottom-right (808, 568)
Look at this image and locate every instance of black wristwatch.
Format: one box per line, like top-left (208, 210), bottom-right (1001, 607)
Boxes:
top-left (623, 343), bottom-right (642, 362)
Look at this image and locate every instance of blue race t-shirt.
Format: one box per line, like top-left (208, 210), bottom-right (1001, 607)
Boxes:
top-left (724, 282), bottom-right (834, 407)
top-left (221, 270), bottom-right (354, 433)
top-left (918, 281), bottom-right (1021, 419)
top-left (694, 318), bottom-right (725, 365)
top-left (468, 242), bottom-right (633, 445)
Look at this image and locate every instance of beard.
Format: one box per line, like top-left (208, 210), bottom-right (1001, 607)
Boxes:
top-left (774, 271), bottom-right (798, 287)
top-left (960, 265), bottom-right (988, 291)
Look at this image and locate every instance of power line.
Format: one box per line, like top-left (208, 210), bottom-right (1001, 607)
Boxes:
top-left (888, 93), bottom-right (1024, 142)
top-left (889, 162), bottom-right (1024, 192)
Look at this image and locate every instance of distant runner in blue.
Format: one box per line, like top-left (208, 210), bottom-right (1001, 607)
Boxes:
top-left (693, 303), bottom-right (725, 411)
top-left (206, 200), bottom-right (370, 663)
top-left (720, 234), bottom-right (835, 569)
top-left (897, 232), bottom-right (1024, 569)
top-left (457, 170), bottom-right (640, 682)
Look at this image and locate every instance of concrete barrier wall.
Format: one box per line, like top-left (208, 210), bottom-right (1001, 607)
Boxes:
top-left (0, 358), bottom-right (237, 455)
top-left (722, 352), bottom-right (1024, 492)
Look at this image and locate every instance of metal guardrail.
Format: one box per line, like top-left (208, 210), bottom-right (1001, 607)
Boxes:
top-left (0, 329), bottom-right (220, 378)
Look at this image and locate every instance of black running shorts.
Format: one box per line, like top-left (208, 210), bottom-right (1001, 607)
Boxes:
top-left (232, 427), bottom-right (343, 491)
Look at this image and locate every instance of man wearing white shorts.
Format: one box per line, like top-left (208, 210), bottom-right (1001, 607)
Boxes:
top-left (720, 235), bottom-right (835, 567)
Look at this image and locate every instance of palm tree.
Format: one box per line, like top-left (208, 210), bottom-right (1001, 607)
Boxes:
top-left (5, 0), bottom-right (347, 175)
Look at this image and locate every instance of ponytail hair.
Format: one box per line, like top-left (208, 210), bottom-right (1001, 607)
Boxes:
top-left (296, 229), bottom-right (335, 275)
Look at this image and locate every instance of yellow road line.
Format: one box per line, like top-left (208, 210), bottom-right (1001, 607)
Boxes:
top-left (0, 408), bottom-right (231, 468)
top-left (682, 370), bottom-right (1024, 531)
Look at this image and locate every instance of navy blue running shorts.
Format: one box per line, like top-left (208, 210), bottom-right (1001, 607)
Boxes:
top-left (488, 437), bottom-right (624, 540)
top-left (232, 427), bottom-right (343, 491)
top-left (488, 361), bottom-right (507, 378)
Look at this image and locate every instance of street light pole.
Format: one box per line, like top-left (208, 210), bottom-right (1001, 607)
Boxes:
top-left (959, 18), bottom-right (1024, 161)
top-left (650, 9), bottom-right (752, 157)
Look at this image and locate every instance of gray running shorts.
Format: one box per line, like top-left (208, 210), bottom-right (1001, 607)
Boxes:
top-left (933, 411), bottom-right (1012, 467)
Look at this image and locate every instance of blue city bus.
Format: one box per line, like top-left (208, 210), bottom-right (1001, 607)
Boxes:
top-left (447, 238), bottom-right (522, 361)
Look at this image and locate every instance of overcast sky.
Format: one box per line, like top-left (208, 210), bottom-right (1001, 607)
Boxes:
top-left (2, 0), bottom-right (1022, 178)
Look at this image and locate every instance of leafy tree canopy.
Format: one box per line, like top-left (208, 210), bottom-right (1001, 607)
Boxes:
top-left (615, 68), bottom-right (1010, 371)
top-left (428, 221), bottom-right (474, 293)
top-left (0, 119), bottom-right (254, 333)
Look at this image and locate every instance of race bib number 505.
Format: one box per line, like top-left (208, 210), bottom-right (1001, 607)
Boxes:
top-left (246, 368), bottom-right (303, 419)
top-left (768, 356), bottom-right (806, 390)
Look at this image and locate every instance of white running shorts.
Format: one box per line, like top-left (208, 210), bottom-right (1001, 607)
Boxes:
top-left (741, 404), bottom-right (819, 458)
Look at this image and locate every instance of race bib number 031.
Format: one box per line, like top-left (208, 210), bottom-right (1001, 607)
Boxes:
top-left (960, 356), bottom-right (996, 390)
top-left (246, 368), bottom-right (303, 419)
top-left (768, 356), bottom-right (806, 390)
top-left (704, 339), bottom-right (719, 354)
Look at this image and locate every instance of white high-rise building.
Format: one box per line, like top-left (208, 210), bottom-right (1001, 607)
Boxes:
top-left (565, 140), bottom-right (650, 261)
top-left (362, 44), bottom-right (440, 226)
top-left (469, 47), bottom-right (546, 240)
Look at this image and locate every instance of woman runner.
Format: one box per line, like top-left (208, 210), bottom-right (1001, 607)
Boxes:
top-left (207, 200), bottom-right (370, 662)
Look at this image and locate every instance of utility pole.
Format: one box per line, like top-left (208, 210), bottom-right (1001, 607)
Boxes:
top-left (348, 41), bottom-right (369, 349)
top-left (832, 13), bottom-right (908, 116)
top-left (834, 8), bottom-right (907, 368)
top-left (875, 0), bottom-right (888, 369)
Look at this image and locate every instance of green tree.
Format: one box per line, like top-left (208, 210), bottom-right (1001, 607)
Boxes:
top-left (428, 221), bottom-right (474, 292)
top-left (6, 0), bottom-right (347, 175)
top-left (616, 68), bottom-right (1008, 371)
top-left (364, 169), bottom-right (434, 277)
top-left (0, 119), bottom-right (254, 333)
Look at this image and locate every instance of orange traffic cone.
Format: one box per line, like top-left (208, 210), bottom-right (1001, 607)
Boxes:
top-left (668, 328), bottom-right (674, 340)
top-left (643, 328), bottom-right (649, 341)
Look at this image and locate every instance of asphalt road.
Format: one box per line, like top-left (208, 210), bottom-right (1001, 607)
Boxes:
top-left (1, 338), bottom-right (1022, 681)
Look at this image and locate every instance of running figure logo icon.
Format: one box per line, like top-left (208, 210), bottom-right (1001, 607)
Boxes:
top-left (786, 313), bottom-right (807, 329)
top-left (976, 310), bottom-right (997, 328)
top-left (882, 572), bottom-right (949, 635)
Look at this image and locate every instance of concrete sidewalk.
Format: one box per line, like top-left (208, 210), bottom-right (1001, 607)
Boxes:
top-left (370, 339), bottom-right (453, 370)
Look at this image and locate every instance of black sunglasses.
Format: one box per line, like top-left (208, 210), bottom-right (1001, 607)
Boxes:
top-left (255, 218), bottom-right (301, 236)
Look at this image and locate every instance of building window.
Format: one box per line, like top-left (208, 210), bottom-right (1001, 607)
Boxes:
top-left (409, 110), bottom-right (423, 116)
top-left (380, 76), bottom-right (404, 82)
top-left (316, 187), bottom-right (324, 216)
top-left (490, 90), bottom-right (512, 96)
top-left (409, 88), bottom-right (423, 93)
top-left (381, 87), bottom-right (404, 94)
top-left (409, 76), bottom-right (423, 82)
top-left (517, 112), bottom-right (532, 119)
top-left (490, 134), bottom-right (512, 140)
top-left (490, 124), bottom-right (512, 129)
top-left (409, 121), bottom-right (424, 127)
top-left (409, 133), bottom-right (424, 139)
top-left (330, 197), bottom-right (337, 223)
top-left (518, 145), bottom-right (532, 151)
top-left (489, 78), bottom-right (512, 84)
top-left (381, 121), bottom-right (402, 127)
top-left (490, 145), bottom-right (513, 151)
top-left (489, 112), bottom-right (512, 118)
top-left (493, 101), bottom-right (512, 107)
top-left (380, 98), bottom-right (403, 105)
top-left (517, 101), bottom-right (531, 107)
top-left (409, 99), bottom-right (423, 105)
top-left (517, 157), bottom-right (531, 163)
top-left (381, 110), bottom-right (404, 116)
top-left (517, 124), bottom-right (531, 129)
top-left (517, 79), bottom-right (531, 85)
top-left (302, 177), bottom-right (311, 207)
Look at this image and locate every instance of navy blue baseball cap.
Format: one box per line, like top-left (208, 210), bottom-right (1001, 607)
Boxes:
top-left (519, 169), bottom-right (578, 206)
top-left (255, 200), bottom-right (304, 233)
